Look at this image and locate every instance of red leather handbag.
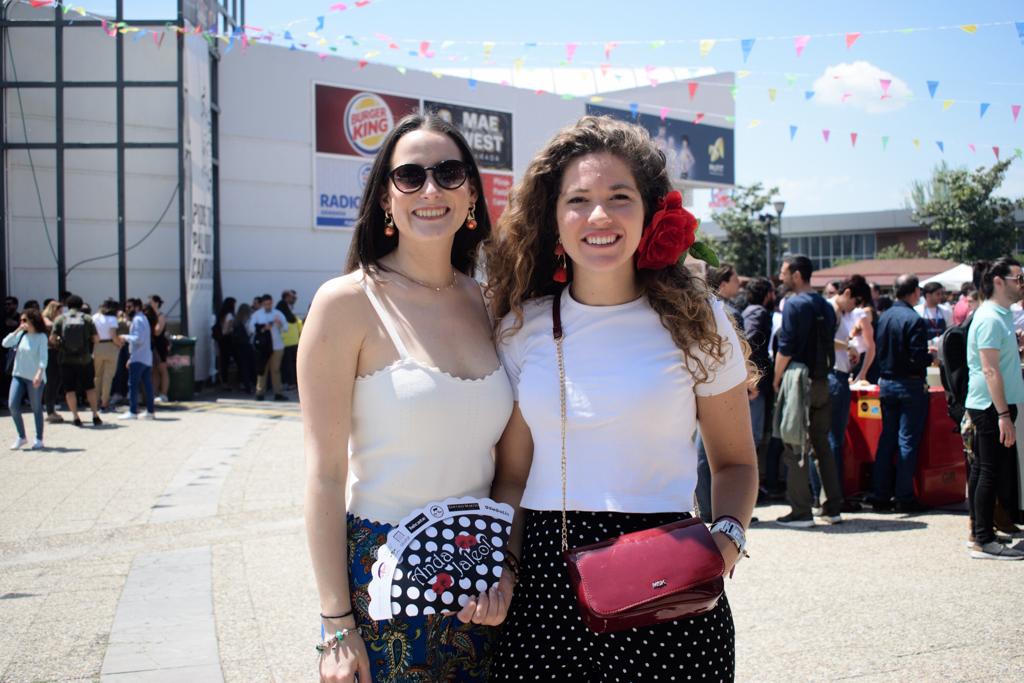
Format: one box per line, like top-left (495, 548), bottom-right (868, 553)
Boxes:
top-left (553, 291), bottom-right (725, 634)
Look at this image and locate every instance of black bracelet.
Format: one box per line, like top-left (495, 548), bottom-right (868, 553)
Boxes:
top-left (998, 410), bottom-right (1011, 417)
top-left (320, 609), bottom-right (353, 620)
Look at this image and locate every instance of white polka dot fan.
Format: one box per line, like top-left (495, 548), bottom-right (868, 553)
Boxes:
top-left (368, 497), bottom-right (515, 621)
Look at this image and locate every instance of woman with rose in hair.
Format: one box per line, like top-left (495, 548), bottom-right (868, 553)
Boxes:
top-left (484, 116), bottom-right (758, 681)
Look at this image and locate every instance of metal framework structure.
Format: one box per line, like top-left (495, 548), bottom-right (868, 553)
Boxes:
top-left (0, 0), bottom-right (244, 330)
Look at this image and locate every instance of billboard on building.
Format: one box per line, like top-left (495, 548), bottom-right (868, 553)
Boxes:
top-left (423, 100), bottom-right (513, 171)
top-left (586, 103), bottom-right (735, 187)
top-left (315, 85), bottom-right (420, 158)
top-left (315, 157), bottom-right (373, 228)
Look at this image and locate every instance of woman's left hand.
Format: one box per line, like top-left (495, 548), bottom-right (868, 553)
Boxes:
top-left (712, 532), bottom-right (740, 577)
top-left (32, 375), bottom-right (43, 388)
top-left (455, 569), bottom-right (515, 626)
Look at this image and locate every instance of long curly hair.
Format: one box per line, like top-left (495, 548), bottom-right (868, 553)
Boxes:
top-left (485, 115), bottom-right (744, 384)
top-left (344, 112), bottom-right (492, 276)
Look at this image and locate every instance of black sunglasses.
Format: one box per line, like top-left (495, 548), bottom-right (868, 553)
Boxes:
top-left (388, 160), bottom-right (469, 194)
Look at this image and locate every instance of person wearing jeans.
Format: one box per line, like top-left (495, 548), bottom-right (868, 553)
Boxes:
top-left (3, 308), bottom-right (48, 449)
top-left (118, 298), bottom-right (155, 420)
top-left (964, 257), bottom-right (1024, 560)
top-left (871, 274), bottom-right (932, 513)
top-left (250, 294), bottom-right (288, 401)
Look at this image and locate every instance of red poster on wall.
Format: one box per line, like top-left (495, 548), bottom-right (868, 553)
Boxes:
top-left (480, 172), bottom-right (514, 225)
top-left (315, 84), bottom-right (420, 158)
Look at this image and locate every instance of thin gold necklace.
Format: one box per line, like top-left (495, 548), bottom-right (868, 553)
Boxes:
top-left (386, 266), bottom-right (458, 293)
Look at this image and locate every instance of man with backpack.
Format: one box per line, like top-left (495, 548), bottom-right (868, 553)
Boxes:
top-left (963, 258), bottom-right (1024, 560)
top-left (870, 274), bottom-right (932, 513)
top-left (772, 255), bottom-right (844, 527)
top-left (49, 294), bottom-right (102, 427)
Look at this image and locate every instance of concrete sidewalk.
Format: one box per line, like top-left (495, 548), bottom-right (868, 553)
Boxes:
top-left (0, 397), bottom-right (1021, 682)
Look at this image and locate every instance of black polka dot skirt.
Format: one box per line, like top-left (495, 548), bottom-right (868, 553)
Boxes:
top-left (491, 509), bottom-right (735, 682)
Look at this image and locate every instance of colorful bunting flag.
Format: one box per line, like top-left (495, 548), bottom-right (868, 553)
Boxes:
top-left (1013, 104), bottom-right (1021, 122)
top-left (942, 99), bottom-right (954, 111)
top-left (794, 35), bottom-right (810, 57)
top-left (694, 113), bottom-right (705, 124)
top-left (959, 24), bottom-right (977, 34)
top-left (749, 120), bottom-right (761, 128)
top-left (740, 38), bottom-right (755, 62)
top-left (850, 132), bottom-right (858, 147)
top-left (913, 139), bottom-right (920, 150)
top-left (822, 129), bottom-right (830, 142)
top-left (1016, 148), bottom-right (1023, 159)
top-left (659, 106), bottom-right (669, 121)
top-left (649, 40), bottom-right (665, 49)
top-left (980, 102), bottom-right (990, 118)
top-left (730, 86), bottom-right (738, 100)
top-left (768, 88), bottom-right (777, 102)
top-left (604, 41), bottom-right (618, 60)
top-left (629, 103), bottom-right (639, 119)
top-left (993, 146), bottom-right (1000, 160)
top-left (968, 143), bottom-right (976, 153)
top-left (789, 125), bottom-right (798, 140)
top-left (566, 42), bottom-right (578, 62)
top-left (688, 82), bottom-right (699, 100)
top-left (785, 73), bottom-right (797, 87)
top-left (845, 32), bottom-right (861, 49)
top-left (737, 70), bottom-right (752, 79)
top-left (589, 96), bottom-right (604, 103)
top-left (804, 90), bottom-right (815, 100)
top-left (467, 78), bottom-right (477, 90)
top-left (699, 39), bottom-right (716, 57)
top-left (879, 79), bottom-right (892, 98)
top-left (315, 16), bottom-right (324, 31)
top-left (927, 81), bottom-right (939, 99)
top-left (936, 141), bottom-right (944, 153)
top-left (1017, 22), bottom-right (1024, 45)
top-left (882, 136), bottom-right (889, 150)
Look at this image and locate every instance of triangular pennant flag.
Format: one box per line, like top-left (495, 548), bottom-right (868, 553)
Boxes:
top-left (936, 141), bottom-right (944, 153)
top-left (980, 102), bottom-right (990, 118)
top-left (942, 99), bottom-right (954, 111)
top-left (785, 73), bottom-right (797, 87)
top-left (566, 42), bottom-right (578, 62)
top-left (604, 41), bottom-right (618, 60)
top-left (794, 35), bottom-right (810, 57)
top-left (879, 79), bottom-right (892, 98)
top-left (968, 143), bottom-right (976, 153)
top-left (738, 70), bottom-right (751, 79)
top-left (649, 40), bottom-right (665, 49)
top-left (629, 103), bottom-right (639, 120)
top-left (659, 106), bottom-right (669, 122)
top-left (993, 146), bottom-right (1000, 160)
top-left (699, 39), bottom-right (716, 57)
top-left (822, 129), bottom-right (830, 143)
top-left (589, 96), bottom-right (604, 103)
top-left (882, 136), bottom-right (889, 150)
top-left (912, 138), bottom-right (920, 150)
top-left (1017, 22), bottom-right (1024, 45)
top-left (959, 24), bottom-right (977, 34)
top-left (850, 132), bottom-right (858, 147)
top-left (694, 113), bottom-right (705, 124)
top-left (1013, 104), bottom-right (1021, 122)
top-left (845, 32), bottom-right (861, 49)
top-left (688, 82), bottom-right (699, 100)
top-left (789, 125), bottom-right (798, 141)
top-left (315, 15), bottom-right (324, 31)
top-left (741, 38), bottom-right (755, 62)
top-left (927, 81), bottom-right (939, 98)
top-left (357, 59), bottom-right (368, 68)
top-left (420, 41), bottom-right (434, 58)
top-left (730, 86), bottom-right (738, 100)
top-left (804, 90), bottom-right (815, 100)
top-left (768, 88), bottom-right (777, 102)
top-left (284, 31), bottom-right (293, 41)
top-left (748, 120), bottom-right (761, 128)
top-left (467, 78), bottom-right (477, 90)
top-left (1015, 148), bottom-right (1023, 159)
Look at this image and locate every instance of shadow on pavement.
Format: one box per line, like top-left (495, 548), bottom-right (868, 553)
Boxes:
top-left (752, 517), bottom-right (929, 533)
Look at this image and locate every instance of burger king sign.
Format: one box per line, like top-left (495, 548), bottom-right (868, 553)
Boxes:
top-left (315, 84), bottom-right (419, 158)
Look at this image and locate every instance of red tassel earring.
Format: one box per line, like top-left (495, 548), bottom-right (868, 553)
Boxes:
top-left (384, 211), bottom-right (396, 237)
top-left (553, 241), bottom-right (568, 283)
top-left (465, 205), bottom-right (477, 230)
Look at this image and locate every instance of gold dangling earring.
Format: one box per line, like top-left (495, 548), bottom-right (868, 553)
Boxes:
top-left (384, 211), bottom-right (396, 237)
top-left (465, 205), bottom-right (478, 230)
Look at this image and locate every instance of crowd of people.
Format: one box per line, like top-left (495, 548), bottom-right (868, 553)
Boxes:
top-left (703, 256), bottom-right (1024, 560)
top-left (2, 293), bottom-right (178, 448)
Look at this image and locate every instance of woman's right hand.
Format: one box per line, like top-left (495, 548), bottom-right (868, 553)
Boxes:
top-left (318, 630), bottom-right (370, 683)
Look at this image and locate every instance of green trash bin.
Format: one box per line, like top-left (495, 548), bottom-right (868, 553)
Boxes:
top-left (167, 336), bottom-right (197, 401)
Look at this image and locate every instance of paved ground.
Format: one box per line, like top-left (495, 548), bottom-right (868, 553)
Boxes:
top-left (1, 393), bottom-right (1022, 682)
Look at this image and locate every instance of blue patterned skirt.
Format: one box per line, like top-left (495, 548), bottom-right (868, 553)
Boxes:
top-left (345, 514), bottom-right (496, 682)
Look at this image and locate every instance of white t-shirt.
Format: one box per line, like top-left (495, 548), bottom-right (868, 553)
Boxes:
top-left (498, 288), bottom-right (747, 513)
top-left (249, 308), bottom-right (288, 351)
top-left (828, 297), bottom-right (855, 373)
top-left (848, 307), bottom-right (870, 355)
top-left (92, 312), bottom-right (119, 341)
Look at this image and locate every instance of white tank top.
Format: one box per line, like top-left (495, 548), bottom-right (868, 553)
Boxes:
top-left (347, 277), bottom-right (514, 525)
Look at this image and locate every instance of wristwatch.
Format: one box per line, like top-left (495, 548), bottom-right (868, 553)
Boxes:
top-left (709, 518), bottom-right (747, 563)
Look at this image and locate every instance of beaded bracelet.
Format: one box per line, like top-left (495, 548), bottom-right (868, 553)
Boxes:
top-left (315, 628), bottom-right (361, 656)
top-left (502, 550), bottom-right (521, 580)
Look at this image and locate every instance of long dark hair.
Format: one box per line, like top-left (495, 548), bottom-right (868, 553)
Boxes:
top-left (218, 297), bottom-right (237, 324)
top-left (344, 112), bottom-right (492, 276)
top-left (276, 298), bottom-right (296, 324)
top-left (21, 308), bottom-right (46, 334)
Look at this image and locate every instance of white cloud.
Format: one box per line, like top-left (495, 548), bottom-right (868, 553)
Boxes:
top-left (811, 61), bottom-right (912, 114)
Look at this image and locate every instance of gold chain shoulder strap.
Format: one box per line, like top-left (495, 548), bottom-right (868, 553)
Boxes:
top-left (552, 289), bottom-right (569, 553)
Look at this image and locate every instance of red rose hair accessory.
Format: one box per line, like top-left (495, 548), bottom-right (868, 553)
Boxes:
top-left (635, 190), bottom-right (718, 270)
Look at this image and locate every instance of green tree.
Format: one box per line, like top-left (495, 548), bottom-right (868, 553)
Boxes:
top-left (876, 243), bottom-right (915, 260)
top-left (711, 183), bottom-right (779, 277)
top-left (913, 159), bottom-right (1023, 262)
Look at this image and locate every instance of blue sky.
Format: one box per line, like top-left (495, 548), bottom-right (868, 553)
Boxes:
top-left (113, 1), bottom-right (1024, 217)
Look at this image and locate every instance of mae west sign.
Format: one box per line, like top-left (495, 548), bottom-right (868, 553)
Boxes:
top-left (315, 84), bottom-right (419, 158)
top-left (424, 101), bottom-right (513, 171)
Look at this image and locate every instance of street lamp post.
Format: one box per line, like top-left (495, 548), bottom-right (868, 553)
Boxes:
top-left (773, 199), bottom-right (786, 266)
top-left (760, 213), bottom-right (773, 277)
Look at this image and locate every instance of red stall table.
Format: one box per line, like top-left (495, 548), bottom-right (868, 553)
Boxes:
top-left (843, 384), bottom-right (966, 506)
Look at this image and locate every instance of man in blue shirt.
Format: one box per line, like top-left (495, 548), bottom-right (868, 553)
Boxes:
top-left (871, 274), bottom-right (933, 513)
top-left (965, 257), bottom-right (1024, 560)
top-left (772, 255), bottom-right (844, 527)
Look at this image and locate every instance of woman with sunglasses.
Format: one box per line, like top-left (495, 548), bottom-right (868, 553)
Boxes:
top-left (299, 112), bottom-right (514, 683)
top-left (3, 307), bottom-right (49, 449)
top-left (484, 116), bottom-right (758, 681)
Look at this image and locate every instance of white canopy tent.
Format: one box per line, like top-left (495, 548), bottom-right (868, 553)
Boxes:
top-left (922, 263), bottom-right (973, 289)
